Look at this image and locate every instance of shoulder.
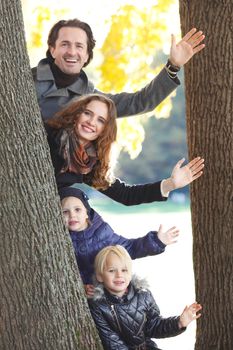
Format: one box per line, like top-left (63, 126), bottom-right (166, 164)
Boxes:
top-left (131, 274), bottom-right (150, 291)
top-left (79, 70), bottom-right (95, 92)
top-left (90, 282), bottom-right (106, 303)
top-left (31, 58), bottom-right (53, 82)
top-left (31, 66), bottom-right (37, 79)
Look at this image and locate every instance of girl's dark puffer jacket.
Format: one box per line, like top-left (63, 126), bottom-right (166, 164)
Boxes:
top-left (89, 276), bottom-right (186, 350)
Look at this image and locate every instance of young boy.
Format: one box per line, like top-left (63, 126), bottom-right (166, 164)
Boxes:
top-left (89, 245), bottom-right (202, 349)
top-left (59, 186), bottom-right (180, 296)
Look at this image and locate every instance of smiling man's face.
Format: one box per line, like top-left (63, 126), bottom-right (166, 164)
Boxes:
top-left (50, 27), bottom-right (89, 75)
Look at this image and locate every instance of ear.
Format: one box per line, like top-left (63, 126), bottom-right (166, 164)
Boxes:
top-left (84, 52), bottom-right (89, 64)
top-left (96, 273), bottom-right (103, 283)
top-left (50, 46), bottom-right (56, 58)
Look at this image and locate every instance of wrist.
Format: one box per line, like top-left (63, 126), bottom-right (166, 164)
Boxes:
top-left (165, 60), bottom-right (180, 80)
top-left (167, 59), bottom-right (181, 70)
top-left (161, 178), bottom-right (175, 195)
top-left (178, 317), bottom-right (186, 329)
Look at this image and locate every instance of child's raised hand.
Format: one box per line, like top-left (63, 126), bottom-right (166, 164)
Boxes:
top-left (157, 224), bottom-right (179, 245)
top-left (179, 302), bottom-right (202, 328)
top-left (84, 284), bottom-right (95, 298)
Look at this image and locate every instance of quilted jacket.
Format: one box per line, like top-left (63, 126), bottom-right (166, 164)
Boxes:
top-left (70, 211), bottom-right (166, 284)
top-left (89, 276), bottom-right (185, 350)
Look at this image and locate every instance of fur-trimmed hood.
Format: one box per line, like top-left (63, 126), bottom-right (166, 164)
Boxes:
top-left (92, 274), bottom-right (150, 301)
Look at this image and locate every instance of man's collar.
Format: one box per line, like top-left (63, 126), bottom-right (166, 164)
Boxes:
top-left (36, 58), bottom-right (90, 95)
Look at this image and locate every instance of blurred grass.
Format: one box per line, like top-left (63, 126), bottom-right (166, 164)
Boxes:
top-left (72, 183), bottom-right (190, 214)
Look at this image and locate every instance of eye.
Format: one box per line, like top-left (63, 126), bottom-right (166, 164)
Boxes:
top-left (75, 208), bottom-right (81, 212)
top-left (62, 210), bottom-right (69, 215)
top-left (83, 110), bottom-right (91, 116)
top-left (122, 269), bottom-right (128, 272)
top-left (108, 269), bottom-right (115, 273)
top-left (98, 117), bottom-right (106, 124)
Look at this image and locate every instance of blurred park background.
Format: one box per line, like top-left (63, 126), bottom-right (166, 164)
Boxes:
top-left (22, 0), bottom-right (196, 348)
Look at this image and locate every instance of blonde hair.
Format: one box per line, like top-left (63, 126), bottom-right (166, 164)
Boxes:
top-left (94, 245), bottom-right (132, 276)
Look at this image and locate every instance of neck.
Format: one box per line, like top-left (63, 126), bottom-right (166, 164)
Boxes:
top-left (50, 62), bottom-right (80, 88)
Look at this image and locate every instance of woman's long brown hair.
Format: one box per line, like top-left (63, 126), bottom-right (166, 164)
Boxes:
top-left (46, 94), bottom-right (117, 189)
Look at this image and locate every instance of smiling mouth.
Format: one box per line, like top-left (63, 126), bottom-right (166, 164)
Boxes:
top-left (69, 221), bottom-right (79, 225)
top-left (64, 58), bottom-right (78, 64)
top-left (114, 281), bottom-right (125, 286)
top-left (82, 124), bottom-right (95, 133)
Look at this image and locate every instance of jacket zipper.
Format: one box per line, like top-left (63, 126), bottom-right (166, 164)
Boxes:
top-left (110, 304), bottom-right (123, 334)
top-left (136, 313), bottom-right (146, 336)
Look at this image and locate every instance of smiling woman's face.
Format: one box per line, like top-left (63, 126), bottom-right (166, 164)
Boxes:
top-left (74, 100), bottom-right (109, 145)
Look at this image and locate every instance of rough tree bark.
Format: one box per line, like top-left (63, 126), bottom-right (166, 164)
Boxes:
top-left (179, 1), bottom-right (233, 349)
top-left (0, 0), bottom-right (103, 349)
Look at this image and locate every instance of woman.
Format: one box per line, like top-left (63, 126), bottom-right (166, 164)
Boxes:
top-left (46, 93), bottom-right (204, 205)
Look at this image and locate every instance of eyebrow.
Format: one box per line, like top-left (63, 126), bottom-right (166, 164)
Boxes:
top-left (62, 205), bottom-right (83, 210)
top-left (60, 40), bottom-right (86, 46)
top-left (85, 108), bottom-right (107, 122)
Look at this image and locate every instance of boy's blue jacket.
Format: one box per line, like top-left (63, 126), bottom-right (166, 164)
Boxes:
top-left (70, 209), bottom-right (166, 284)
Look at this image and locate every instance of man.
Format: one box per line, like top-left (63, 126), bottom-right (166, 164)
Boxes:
top-left (32, 19), bottom-right (205, 121)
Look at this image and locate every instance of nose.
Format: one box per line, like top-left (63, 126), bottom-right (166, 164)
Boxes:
top-left (115, 270), bottom-right (122, 278)
top-left (67, 45), bottom-right (76, 56)
top-left (69, 210), bottom-right (75, 218)
top-left (87, 115), bottom-right (96, 126)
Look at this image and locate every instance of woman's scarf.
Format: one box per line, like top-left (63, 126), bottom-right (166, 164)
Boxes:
top-left (59, 128), bottom-right (97, 175)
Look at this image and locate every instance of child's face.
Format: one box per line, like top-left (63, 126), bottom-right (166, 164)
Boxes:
top-left (74, 100), bottom-right (109, 145)
top-left (97, 252), bottom-right (132, 297)
top-left (61, 196), bottom-right (89, 231)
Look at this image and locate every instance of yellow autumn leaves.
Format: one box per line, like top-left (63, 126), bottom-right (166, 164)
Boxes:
top-left (24, 0), bottom-right (177, 158)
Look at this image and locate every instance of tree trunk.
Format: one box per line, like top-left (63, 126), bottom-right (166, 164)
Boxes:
top-left (0, 0), bottom-right (103, 349)
top-left (179, 1), bottom-right (233, 349)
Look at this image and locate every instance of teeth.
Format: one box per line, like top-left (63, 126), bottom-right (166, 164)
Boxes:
top-left (65, 59), bottom-right (77, 63)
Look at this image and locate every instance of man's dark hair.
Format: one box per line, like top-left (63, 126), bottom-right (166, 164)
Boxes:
top-left (46, 19), bottom-right (96, 67)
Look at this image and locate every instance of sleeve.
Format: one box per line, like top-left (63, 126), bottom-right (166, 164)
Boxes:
top-left (145, 291), bottom-right (186, 339)
top-left (100, 178), bottom-right (167, 206)
top-left (105, 67), bottom-right (180, 118)
top-left (106, 227), bottom-right (166, 258)
top-left (89, 303), bottom-right (129, 350)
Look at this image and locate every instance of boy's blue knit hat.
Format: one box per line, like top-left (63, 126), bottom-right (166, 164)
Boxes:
top-left (58, 186), bottom-right (91, 217)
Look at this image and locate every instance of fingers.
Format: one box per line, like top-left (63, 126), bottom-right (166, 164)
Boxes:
top-left (168, 226), bottom-right (180, 243)
top-left (84, 284), bottom-right (95, 297)
top-left (189, 302), bottom-right (202, 319)
top-left (181, 28), bottom-right (205, 47)
top-left (181, 28), bottom-right (197, 42)
top-left (157, 225), bottom-right (180, 245)
top-left (180, 28), bottom-right (205, 56)
top-left (188, 32), bottom-right (205, 48)
top-left (168, 226), bottom-right (180, 235)
top-left (193, 43), bottom-right (205, 54)
top-left (188, 157), bottom-right (205, 176)
top-left (189, 302), bottom-right (202, 313)
top-left (173, 158), bottom-right (185, 172)
top-left (171, 33), bottom-right (176, 47)
top-left (188, 156), bottom-right (204, 166)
